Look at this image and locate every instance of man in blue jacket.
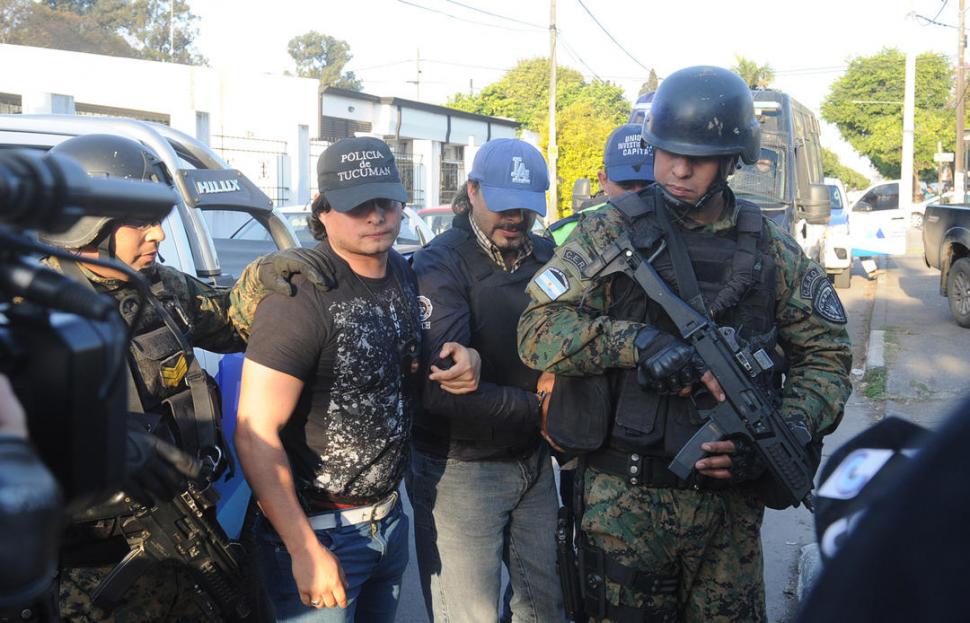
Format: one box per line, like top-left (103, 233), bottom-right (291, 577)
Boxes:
top-left (408, 138), bottom-right (564, 622)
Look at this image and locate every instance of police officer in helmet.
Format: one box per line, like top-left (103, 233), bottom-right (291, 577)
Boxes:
top-left (518, 66), bottom-right (852, 622)
top-left (40, 133), bottom-right (245, 622)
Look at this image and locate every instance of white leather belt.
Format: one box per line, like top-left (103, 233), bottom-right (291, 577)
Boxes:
top-left (307, 491), bottom-right (399, 531)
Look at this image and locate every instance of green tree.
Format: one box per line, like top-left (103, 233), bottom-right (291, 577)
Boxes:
top-left (449, 58), bottom-right (587, 133)
top-left (822, 48), bottom-right (953, 182)
top-left (0, 0), bottom-right (136, 55)
top-left (638, 68), bottom-right (658, 96)
top-left (287, 31), bottom-right (362, 90)
top-left (821, 148), bottom-right (870, 191)
top-left (732, 55), bottom-right (774, 89)
top-left (13, 0), bottom-right (204, 63)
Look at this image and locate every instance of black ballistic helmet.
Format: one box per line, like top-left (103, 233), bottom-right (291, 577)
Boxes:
top-left (642, 66), bottom-right (761, 165)
top-left (39, 134), bottom-right (170, 248)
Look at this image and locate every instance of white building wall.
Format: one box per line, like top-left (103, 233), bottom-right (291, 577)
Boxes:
top-left (321, 94), bottom-right (376, 123)
top-left (0, 44), bottom-right (318, 206)
top-left (413, 139), bottom-right (441, 209)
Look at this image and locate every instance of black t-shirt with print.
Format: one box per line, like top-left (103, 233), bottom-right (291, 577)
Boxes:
top-left (245, 241), bottom-right (421, 505)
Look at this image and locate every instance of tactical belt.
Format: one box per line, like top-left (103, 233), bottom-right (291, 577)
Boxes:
top-left (586, 448), bottom-right (693, 489)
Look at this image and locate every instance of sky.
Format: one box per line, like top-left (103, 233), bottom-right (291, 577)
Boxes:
top-left (189, 0), bottom-right (962, 178)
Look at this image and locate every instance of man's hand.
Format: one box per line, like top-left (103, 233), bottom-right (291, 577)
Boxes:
top-left (292, 541), bottom-right (348, 609)
top-left (124, 420), bottom-right (202, 504)
top-left (676, 370), bottom-right (725, 402)
top-left (0, 374), bottom-right (27, 439)
top-left (429, 342), bottom-right (481, 395)
top-left (255, 248), bottom-right (336, 296)
top-left (694, 439), bottom-right (736, 480)
top-left (536, 372), bottom-right (564, 452)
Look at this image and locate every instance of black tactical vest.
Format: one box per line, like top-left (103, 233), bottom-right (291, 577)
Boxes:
top-left (414, 225), bottom-right (554, 445)
top-left (57, 262), bottom-right (225, 559)
top-left (605, 192), bottom-right (781, 458)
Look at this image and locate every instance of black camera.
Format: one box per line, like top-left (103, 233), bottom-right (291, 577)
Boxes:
top-left (0, 147), bottom-right (177, 617)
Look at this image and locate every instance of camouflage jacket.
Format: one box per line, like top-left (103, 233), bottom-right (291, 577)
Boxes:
top-left (516, 200), bottom-right (853, 437)
top-left (44, 256), bottom-right (244, 354)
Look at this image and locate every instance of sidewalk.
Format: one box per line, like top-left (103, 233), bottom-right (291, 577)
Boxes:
top-left (794, 234), bottom-right (970, 615)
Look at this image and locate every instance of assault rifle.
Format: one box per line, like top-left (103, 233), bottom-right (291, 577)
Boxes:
top-left (587, 237), bottom-right (817, 510)
top-left (91, 483), bottom-right (253, 621)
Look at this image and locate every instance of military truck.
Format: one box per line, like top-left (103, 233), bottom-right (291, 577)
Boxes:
top-left (727, 90), bottom-right (833, 269)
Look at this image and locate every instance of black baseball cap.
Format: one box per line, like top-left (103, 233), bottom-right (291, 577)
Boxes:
top-left (317, 137), bottom-right (408, 212)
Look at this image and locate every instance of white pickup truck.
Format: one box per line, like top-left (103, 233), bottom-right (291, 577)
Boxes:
top-left (0, 113), bottom-right (308, 536)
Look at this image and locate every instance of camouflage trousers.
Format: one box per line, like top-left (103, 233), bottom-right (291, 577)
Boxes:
top-left (58, 563), bottom-right (218, 622)
top-left (581, 468), bottom-right (766, 623)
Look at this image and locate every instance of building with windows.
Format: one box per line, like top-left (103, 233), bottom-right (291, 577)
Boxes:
top-left (0, 43), bottom-right (521, 209)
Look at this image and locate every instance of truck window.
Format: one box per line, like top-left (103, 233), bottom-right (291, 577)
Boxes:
top-left (730, 146), bottom-right (786, 203)
top-left (203, 210), bottom-right (278, 283)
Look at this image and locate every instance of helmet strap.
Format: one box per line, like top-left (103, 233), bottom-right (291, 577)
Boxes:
top-left (95, 224), bottom-right (116, 262)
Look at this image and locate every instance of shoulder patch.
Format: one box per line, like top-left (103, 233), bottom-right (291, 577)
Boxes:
top-left (800, 266), bottom-right (825, 300)
top-left (813, 279), bottom-right (847, 324)
top-left (534, 267), bottom-right (570, 301)
top-left (562, 249), bottom-right (590, 273)
top-left (417, 295), bottom-right (433, 329)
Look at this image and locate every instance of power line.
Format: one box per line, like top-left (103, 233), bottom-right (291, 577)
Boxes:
top-left (914, 12), bottom-right (958, 27)
top-left (395, 0), bottom-right (538, 32)
top-left (443, 0), bottom-right (544, 29)
top-left (932, 0), bottom-right (951, 21)
top-left (557, 31), bottom-right (603, 81)
top-left (573, 0), bottom-right (650, 72)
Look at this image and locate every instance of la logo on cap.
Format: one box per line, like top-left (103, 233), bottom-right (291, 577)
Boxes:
top-left (510, 156), bottom-right (531, 185)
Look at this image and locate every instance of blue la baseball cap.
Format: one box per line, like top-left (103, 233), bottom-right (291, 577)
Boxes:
top-left (468, 138), bottom-right (549, 216)
top-left (603, 124), bottom-right (654, 183)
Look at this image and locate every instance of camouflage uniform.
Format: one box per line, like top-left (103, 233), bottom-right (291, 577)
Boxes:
top-left (45, 256), bottom-right (242, 622)
top-left (517, 199), bottom-right (852, 622)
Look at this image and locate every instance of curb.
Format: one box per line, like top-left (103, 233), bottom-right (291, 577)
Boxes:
top-left (796, 543), bottom-right (821, 602)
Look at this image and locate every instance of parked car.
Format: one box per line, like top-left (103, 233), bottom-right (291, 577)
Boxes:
top-left (822, 177), bottom-right (852, 289)
top-left (418, 204), bottom-right (456, 237)
top-left (922, 202), bottom-right (970, 327)
top-left (847, 180), bottom-right (910, 258)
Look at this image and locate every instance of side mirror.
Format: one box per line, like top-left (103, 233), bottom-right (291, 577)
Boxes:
top-left (797, 184), bottom-right (833, 225)
top-left (854, 201), bottom-right (873, 212)
top-left (572, 178), bottom-right (592, 212)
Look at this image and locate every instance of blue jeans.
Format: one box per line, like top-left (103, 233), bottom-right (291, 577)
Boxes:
top-left (408, 445), bottom-right (564, 623)
top-left (252, 498), bottom-right (409, 622)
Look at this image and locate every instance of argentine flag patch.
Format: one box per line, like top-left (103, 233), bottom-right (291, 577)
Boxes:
top-left (535, 267), bottom-right (569, 301)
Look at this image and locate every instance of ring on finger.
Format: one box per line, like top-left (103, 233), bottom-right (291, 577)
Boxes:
top-left (310, 599), bottom-right (321, 607)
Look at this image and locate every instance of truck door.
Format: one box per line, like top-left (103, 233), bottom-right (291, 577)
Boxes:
top-left (850, 182), bottom-right (907, 256)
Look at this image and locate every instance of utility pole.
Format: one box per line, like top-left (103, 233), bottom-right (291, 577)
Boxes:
top-left (407, 49), bottom-right (423, 101)
top-left (169, 0), bottom-right (175, 61)
top-left (901, 8), bottom-right (916, 215)
top-left (956, 0), bottom-right (966, 199)
top-left (548, 0), bottom-right (558, 218)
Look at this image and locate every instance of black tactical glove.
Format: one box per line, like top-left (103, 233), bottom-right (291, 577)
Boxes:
top-left (727, 436), bottom-right (768, 483)
top-left (124, 420), bottom-right (202, 505)
top-left (256, 247), bottom-right (336, 295)
top-left (634, 326), bottom-right (708, 394)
